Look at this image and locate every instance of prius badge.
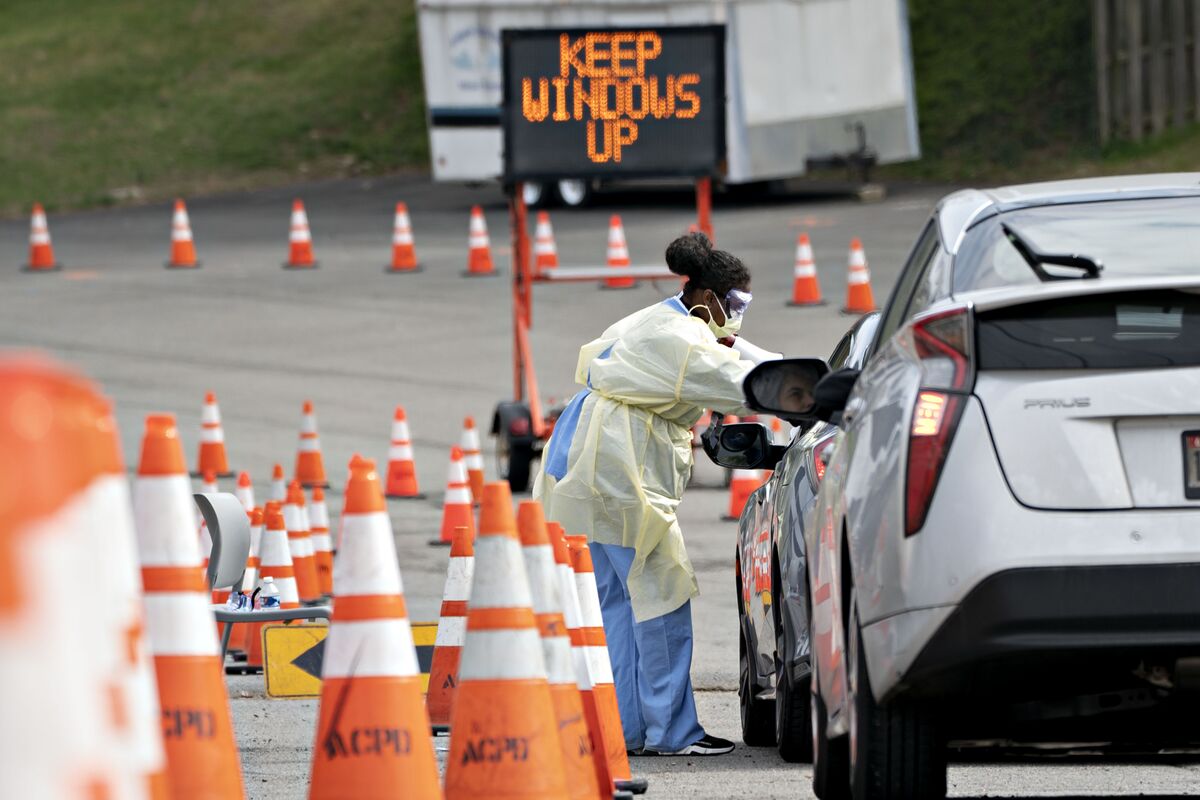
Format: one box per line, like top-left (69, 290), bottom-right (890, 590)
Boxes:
top-left (1023, 398), bottom-right (1091, 409)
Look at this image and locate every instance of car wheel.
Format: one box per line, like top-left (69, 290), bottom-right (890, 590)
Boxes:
top-left (496, 433), bottom-right (533, 493)
top-left (775, 652), bottom-right (813, 762)
top-left (739, 625), bottom-right (776, 746)
top-left (811, 655), bottom-right (850, 799)
top-left (847, 592), bottom-right (945, 800)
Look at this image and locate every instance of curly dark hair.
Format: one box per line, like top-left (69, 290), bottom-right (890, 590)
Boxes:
top-left (666, 232), bottom-right (750, 299)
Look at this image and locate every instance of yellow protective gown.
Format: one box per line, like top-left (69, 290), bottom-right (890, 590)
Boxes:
top-left (535, 298), bottom-right (754, 622)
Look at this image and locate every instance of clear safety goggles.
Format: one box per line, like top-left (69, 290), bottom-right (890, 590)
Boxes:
top-left (724, 289), bottom-right (753, 320)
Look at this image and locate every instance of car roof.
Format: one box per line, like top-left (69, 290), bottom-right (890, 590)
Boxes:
top-left (936, 173), bottom-right (1200, 254)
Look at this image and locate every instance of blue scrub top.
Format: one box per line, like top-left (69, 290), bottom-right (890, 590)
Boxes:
top-left (543, 294), bottom-right (688, 480)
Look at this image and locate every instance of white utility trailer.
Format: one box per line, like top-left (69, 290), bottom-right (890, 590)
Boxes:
top-left (416, 0), bottom-right (921, 205)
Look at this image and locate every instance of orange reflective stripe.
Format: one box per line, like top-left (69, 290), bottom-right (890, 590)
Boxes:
top-left (287, 531), bottom-right (310, 539)
top-left (576, 626), bottom-right (606, 646)
top-left (334, 594), bottom-right (408, 621)
top-left (467, 606), bottom-right (536, 631)
top-left (258, 565), bottom-right (295, 578)
top-left (440, 599), bottom-right (468, 617)
top-left (141, 566), bottom-right (206, 593)
top-left (568, 629), bottom-right (585, 647)
top-left (535, 612), bottom-right (568, 638)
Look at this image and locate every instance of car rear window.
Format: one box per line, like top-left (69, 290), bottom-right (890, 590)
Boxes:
top-left (976, 290), bottom-right (1200, 370)
top-left (955, 196), bottom-right (1200, 293)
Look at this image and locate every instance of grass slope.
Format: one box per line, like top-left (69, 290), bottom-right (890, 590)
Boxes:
top-left (0, 0), bottom-right (426, 213)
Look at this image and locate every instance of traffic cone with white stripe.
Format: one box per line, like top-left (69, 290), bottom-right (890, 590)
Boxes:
top-left (132, 413), bottom-right (244, 798)
top-left (519, 502), bottom-right (601, 800)
top-left (234, 505), bottom-right (265, 655)
top-left (426, 524), bottom-right (474, 727)
top-left (308, 485), bottom-right (334, 595)
top-left (194, 391), bottom-right (232, 478)
top-left (270, 462), bottom-right (287, 502)
top-left (604, 215), bottom-right (634, 289)
top-left (534, 211), bottom-right (559, 275)
top-left (166, 199), bottom-right (200, 269)
top-left (444, 481), bottom-right (570, 799)
top-left (244, 501), bottom-right (301, 671)
top-left (22, 202), bottom-right (60, 272)
top-left (308, 455), bottom-right (441, 799)
top-left (235, 470), bottom-right (255, 511)
top-left (461, 415), bottom-right (485, 504)
top-left (284, 198), bottom-right (317, 269)
top-left (566, 535), bottom-right (644, 795)
top-left (787, 233), bottom-right (824, 306)
top-left (285, 480), bottom-right (322, 603)
top-left (723, 467), bottom-right (766, 521)
top-left (437, 446), bottom-right (475, 545)
top-left (385, 405), bottom-right (423, 499)
top-left (464, 205), bottom-right (496, 276)
top-left (843, 237), bottom-right (877, 314)
top-left (0, 361), bottom-right (165, 798)
top-left (386, 201), bottom-right (420, 273)
top-left (295, 400), bottom-right (329, 488)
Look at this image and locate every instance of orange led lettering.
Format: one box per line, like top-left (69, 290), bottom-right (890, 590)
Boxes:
top-left (522, 78), bottom-right (550, 122)
top-left (675, 74), bottom-right (700, 119)
top-left (551, 77), bottom-right (569, 121)
top-left (559, 34), bottom-right (587, 77)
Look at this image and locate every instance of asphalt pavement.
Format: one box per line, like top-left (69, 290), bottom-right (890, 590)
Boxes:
top-left (3, 176), bottom-right (1199, 797)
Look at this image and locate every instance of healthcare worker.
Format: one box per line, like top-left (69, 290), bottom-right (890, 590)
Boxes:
top-left (535, 232), bottom-right (780, 756)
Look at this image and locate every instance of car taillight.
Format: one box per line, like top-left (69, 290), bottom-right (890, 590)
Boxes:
top-left (904, 305), bottom-right (973, 536)
top-left (508, 418), bottom-right (530, 437)
top-left (811, 436), bottom-right (835, 487)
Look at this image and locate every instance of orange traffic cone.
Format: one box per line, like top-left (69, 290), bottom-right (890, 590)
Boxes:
top-left (444, 482), bottom-right (570, 799)
top-left (294, 400), bottom-right (329, 488)
top-left (723, 467), bottom-right (766, 521)
top-left (464, 204), bottom-right (496, 276)
top-left (534, 211), bottom-right (559, 274)
top-left (284, 198), bottom-right (317, 269)
top-left (285, 480), bottom-right (322, 603)
top-left (426, 524), bottom-right (474, 727)
top-left (519, 503), bottom-right (601, 800)
top-left (308, 455), bottom-right (441, 799)
top-left (193, 391), bottom-right (232, 477)
top-left (437, 445), bottom-right (475, 545)
top-left (22, 202), bottom-right (61, 272)
top-left (843, 237), bottom-right (877, 314)
top-left (166, 199), bottom-right (200, 269)
top-left (0, 360), bottom-right (167, 798)
top-left (787, 233), bottom-right (824, 306)
top-left (245, 501), bottom-right (301, 671)
top-left (235, 470), bottom-right (255, 511)
top-left (308, 485), bottom-right (333, 595)
top-left (385, 405), bottom-right (423, 499)
top-left (547, 523), bottom-right (613, 795)
top-left (386, 201), bottom-right (420, 273)
top-left (270, 462), bottom-right (287, 502)
top-left (234, 505), bottom-right (265, 655)
top-left (604, 215), bottom-right (634, 289)
top-left (565, 535), bottom-right (643, 795)
top-left (132, 414), bottom-right (244, 798)
top-left (461, 415), bottom-right (485, 504)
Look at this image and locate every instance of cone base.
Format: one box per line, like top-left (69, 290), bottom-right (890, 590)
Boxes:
top-left (20, 263), bottom-right (62, 272)
top-left (385, 264), bottom-right (422, 273)
top-left (386, 492), bottom-right (427, 500)
top-left (426, 538), bottom-right (452, 547)
top-left (841, 306), bottom-right (877, 315)
top-left (299, 480), bottom-right (331, 489)
top-left (787, 298), bottom-right (827, 307)
top-left (165, 260), bottom-right (202, 269)
top-left (282, 261), bottom-right (320, 269)
top-left (461, 269), bottom-right (499, 277)
top-left (190, 470), bottom-right (235, 479)
top-left (616, 777), bottom-right (649, 794)
top-left (601, 282), bottom-right (637, 290)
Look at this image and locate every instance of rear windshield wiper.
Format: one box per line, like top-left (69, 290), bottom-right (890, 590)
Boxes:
top-left (1002, 223), bottom-right (1104, 281)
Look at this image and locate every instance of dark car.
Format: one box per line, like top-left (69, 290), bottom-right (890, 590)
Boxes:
top-left (723, 312), bottom-right (879, 760)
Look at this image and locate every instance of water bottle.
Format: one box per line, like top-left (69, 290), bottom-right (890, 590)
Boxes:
top-left (225, 591), bottom-right (250, 611)
top-left (258, 577), bottom-right (281, 610)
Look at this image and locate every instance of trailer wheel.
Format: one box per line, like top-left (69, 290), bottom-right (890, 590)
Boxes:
top-left (556, 179), bottom-right (591, 208)
top-left (522, 181), bottom-right (549, 208)
top-left (497, 432), bottom-right (534, 492)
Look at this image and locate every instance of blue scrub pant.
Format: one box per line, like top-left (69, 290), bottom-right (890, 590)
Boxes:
top-left (589, 542), bottom-right (706, 752)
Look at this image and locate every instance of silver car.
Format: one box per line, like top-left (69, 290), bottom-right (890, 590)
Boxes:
top-left (740, 174), bottom-right (1200, 799)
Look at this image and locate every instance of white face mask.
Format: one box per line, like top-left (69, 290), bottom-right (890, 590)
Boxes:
top-left (690, 288), bottom-right (749, 339)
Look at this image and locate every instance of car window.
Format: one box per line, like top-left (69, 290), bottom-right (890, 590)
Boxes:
top-left (905, 246), bottom-right (952, 318)
top-left (873, 221), bottom-right (940, 350)
top-left (827, 332), bottom-right (853, 369)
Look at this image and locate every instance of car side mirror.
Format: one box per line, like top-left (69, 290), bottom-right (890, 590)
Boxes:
top-left (812, 368), bottom-right (861, 422)
top-left (705, 422), bottom-right (787, 471)
top-left (743, 358), bottom-right (830, 424)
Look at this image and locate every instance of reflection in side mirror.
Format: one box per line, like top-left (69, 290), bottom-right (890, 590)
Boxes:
top-left (708, 422), bottom-right (772, 470)
top-left (743, 358), bottom-right (830, 423)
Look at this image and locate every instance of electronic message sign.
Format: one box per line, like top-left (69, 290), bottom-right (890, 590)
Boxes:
top-left (501, 26), bottom-right (725, 180)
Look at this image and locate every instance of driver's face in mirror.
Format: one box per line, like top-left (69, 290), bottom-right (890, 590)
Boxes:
top-left (752, 364), bottom-right (820, 414)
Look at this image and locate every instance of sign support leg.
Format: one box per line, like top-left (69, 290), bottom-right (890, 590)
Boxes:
top-left (696, 176), bottom-right (714, 241)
